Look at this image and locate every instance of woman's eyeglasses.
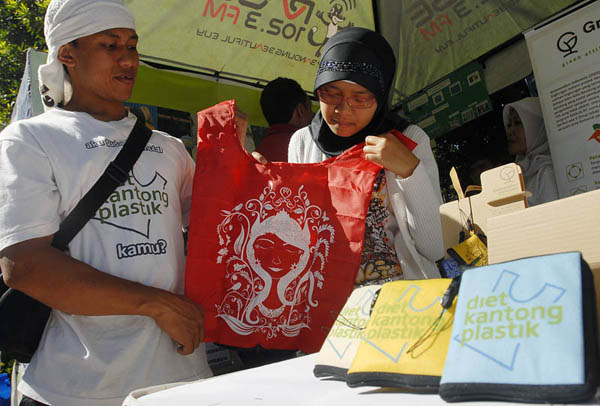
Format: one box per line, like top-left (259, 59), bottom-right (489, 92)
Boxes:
top-left (316, 89), bottom-right (376, 109)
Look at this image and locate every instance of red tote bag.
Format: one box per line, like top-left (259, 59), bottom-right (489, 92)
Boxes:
top-left (185, 100), bottom-right (413, 353)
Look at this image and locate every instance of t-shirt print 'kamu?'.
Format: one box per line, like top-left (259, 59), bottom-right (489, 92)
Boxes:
top-left (185, 100), bottom-right (384, 353)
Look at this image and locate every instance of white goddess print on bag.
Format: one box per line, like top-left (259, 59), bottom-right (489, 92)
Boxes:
top-left (215, 185), bottom-right (335, 339)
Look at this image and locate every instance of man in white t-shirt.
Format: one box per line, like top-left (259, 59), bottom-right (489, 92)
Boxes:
top-left (0, 1), bottom-right (217, 405)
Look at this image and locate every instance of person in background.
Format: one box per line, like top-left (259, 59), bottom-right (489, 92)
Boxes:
top-left (0, 1), bottom-right (213, 405)
top-left (128, 105), bottom-right (155, 130)
top-left (234, 105), bottom-right (250, 148)
top-left (503, 97), bottom-right (558, 206)
top-left (468, 158), bottom-right (496, 186)
top-left (288, 27), bottom-right (444, 285)
top-left (255, 77), bottom-right (313, 162)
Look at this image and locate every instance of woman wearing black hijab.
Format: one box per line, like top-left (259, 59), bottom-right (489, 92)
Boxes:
top-left (288, 27), bottom-right (444, 283)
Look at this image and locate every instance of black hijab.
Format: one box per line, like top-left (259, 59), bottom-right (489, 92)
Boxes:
top-left (309, 27), bottom-right (406, 157)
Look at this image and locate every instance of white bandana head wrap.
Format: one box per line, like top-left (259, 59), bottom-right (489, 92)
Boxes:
top-left (39, 0), bottom-right (136, 110)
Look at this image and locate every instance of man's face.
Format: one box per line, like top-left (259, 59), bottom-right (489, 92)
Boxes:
top-left (62, 28), bottom-right (139, 107)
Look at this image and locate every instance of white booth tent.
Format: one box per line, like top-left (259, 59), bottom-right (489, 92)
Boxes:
top-left (123, 0), bottom-right (581, 117)
top-left (6, 1), bottom-right (597, 405)
top-left (12, 1), bottom-right (583, 130)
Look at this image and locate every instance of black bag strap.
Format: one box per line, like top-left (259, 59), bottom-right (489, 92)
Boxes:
top-left (51, 118), bottom-right (152, 251)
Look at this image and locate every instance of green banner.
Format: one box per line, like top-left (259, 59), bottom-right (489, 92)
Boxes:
top-left (402, 61), bottom-right (492, 139)
top-left (381, 0), bottom-right (579, 103)
top-left (19, 50), bottom-right (271, 126)
top-left (125, 0), bottom-right (375, 93)
top-left (130, 65), bottom-right (268, 126)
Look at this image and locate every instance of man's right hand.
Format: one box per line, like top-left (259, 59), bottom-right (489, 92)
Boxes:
top-left (147, 291), bottom-right (205, 355)
top-left (1, 235), bottom-right (206, 356)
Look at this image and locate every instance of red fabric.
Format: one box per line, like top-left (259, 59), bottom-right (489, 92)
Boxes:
top-left (254, 123), bottom-right (298, 162)
top-left (390, 129), bottom-right (417, 151)
top-left (185, 100), bottom-right (415, 353)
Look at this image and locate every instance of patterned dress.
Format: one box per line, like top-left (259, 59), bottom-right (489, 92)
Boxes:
top-left (355, 169), bottom-right (403, 286)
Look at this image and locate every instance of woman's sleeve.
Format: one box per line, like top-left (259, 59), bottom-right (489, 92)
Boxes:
top-left (287, 129), bottom-right (304, 163)
top-left (534, 165), bottom-right (560, 206)
top-left (392, 126), bottom-right (444, 264)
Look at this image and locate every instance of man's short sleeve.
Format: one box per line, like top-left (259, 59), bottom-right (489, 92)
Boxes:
top-left (0, 125), bottom-right (60, 251)
top-left (178, 141), bottom-right (195, 228)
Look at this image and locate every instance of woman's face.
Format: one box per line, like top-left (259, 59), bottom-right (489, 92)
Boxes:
top-left (506, 108), bottom-right (527, 156)
top-left (318, 80), bottom-right (378, 138)
top-left (253, 233), bottom-right (304, 276)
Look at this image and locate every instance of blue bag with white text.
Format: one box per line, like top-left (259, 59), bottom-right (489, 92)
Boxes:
top-left (439, 252), bottom-right (598, 403)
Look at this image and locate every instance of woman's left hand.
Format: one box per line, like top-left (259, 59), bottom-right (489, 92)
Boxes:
top-left (234, 105), bottom-right (249, 145)
top-left (363, 132), bottom-right (420, 178)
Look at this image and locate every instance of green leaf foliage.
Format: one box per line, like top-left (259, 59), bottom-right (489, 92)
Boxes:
top-left (0, 0), bottom-right (49, 126)
top-left (0, 359), bottom-right (14, 376)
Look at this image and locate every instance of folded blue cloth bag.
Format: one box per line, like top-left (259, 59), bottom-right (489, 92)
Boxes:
top-left (439, 252), bottom-right (599, 403)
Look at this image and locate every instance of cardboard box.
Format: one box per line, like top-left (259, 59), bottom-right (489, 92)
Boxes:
top-left (487, 188), bottom-right (600, 270)
top-left (439, 163), bottom-right (527, 253)
top-left (487, 189), bottom-right (600, 341)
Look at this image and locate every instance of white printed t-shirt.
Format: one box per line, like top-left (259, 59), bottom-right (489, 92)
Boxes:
top-left (0, 109), bottom-right (212, 406)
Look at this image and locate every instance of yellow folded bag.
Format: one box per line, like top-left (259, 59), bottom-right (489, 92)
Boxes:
top-left (346, 278), bottom-right (457, 391)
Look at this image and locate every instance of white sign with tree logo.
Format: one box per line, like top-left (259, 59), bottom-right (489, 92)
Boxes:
top-left (525, 1), bottom-right (600, 198)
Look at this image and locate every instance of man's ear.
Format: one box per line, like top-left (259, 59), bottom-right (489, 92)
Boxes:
top-left (57, 44), bottom-right (76, 69)
top-left (290, 99), bottom-right (312, 127)
top-left (289, 103), bottom-right (301, 125)
top-left (290, 102), bottom-right (306, 126)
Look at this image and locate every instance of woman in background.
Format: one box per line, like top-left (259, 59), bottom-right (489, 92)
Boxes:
top-left (503, 97), bottom-right (559, 206)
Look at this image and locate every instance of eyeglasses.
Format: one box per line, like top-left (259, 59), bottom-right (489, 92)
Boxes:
top-left (316, 89), bottom-right (376, 109)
